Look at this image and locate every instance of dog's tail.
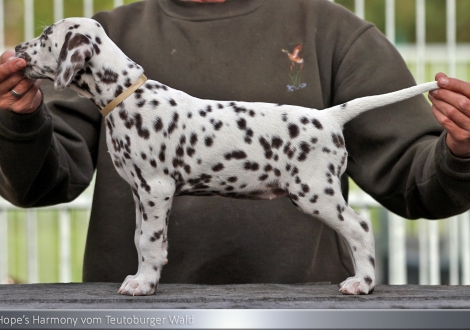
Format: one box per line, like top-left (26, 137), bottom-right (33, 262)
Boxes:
top-left (325, 81), bottom-right (439, 127)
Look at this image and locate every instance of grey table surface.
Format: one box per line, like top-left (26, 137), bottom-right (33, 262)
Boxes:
top-left (1, 283), bottom-right (470, 309)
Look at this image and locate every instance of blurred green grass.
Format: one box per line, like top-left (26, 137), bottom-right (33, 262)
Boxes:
top-left (7, 209), bottom-right (89, 283)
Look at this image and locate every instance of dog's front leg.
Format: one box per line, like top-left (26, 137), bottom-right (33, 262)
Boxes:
top-left (118, 182), bottom-right (174, 296)
top-left (119, 190), bottom-right (145, 288)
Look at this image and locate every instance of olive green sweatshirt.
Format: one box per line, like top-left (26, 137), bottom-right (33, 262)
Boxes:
top-left (1, 0), bottom-right (469, 284)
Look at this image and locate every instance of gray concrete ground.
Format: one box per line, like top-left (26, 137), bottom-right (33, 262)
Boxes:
top-left (1, 283), bottom-right (470, 309)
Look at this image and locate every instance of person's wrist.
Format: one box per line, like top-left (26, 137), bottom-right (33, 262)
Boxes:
top-left (445, 133), bottom-right (470, 159)
top-left (437, 132), bottom-right (470, 176)
top-left (0, 90), bottom-right (47, 135)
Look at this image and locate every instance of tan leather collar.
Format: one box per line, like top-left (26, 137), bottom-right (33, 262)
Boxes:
top-left (100, 74), bottom-right (148, 117)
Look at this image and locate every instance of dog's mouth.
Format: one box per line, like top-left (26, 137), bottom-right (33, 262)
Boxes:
top-left (15, 52), bottom-right (32, 76)
top-left (15, 51), bottom-right (54, 80)
top-left (20, 66), bottom-right (44, 80)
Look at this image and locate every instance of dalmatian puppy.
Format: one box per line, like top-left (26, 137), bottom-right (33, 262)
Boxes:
top-left (15, 18), bottom-right (438, 296)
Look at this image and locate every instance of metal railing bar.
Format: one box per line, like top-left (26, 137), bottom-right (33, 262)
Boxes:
top-left (385, 0), bottom-right (395, 44)
top-left (460, 213), bottom-right (470, 285)
top-left (428, 221), bottom-right (441, 285)
top-left (446, 0), bottom-right (459, 285)
top-left (355, 0), bottom-right (364, 20)
top-left (84, 0), bottom-right (93, 18)
top-left (419, 220), bottom-right (429, 284)
top-left (449, 217), bottom-right (460, 285)
top-left (0, 0), bottom-right (5, 51)
top-left (26, 209), bottom-right (39, 283)
top-left (24, 0), bottom-right (34, 42)
top-left (397, 44), bottom-right (470, 63)
top-left (0, 208), bottom-right (7, 284)
top-left (415, 0), bottom-right (442, 285)
top-left (54, 0), bottom-right (64, 21)
top-left (447, 0), bottom-right (457, 78)
top-left (0, 195), bottom-right (92, 210)
top-left (416, 0), bottom-right (426, 83)
top-left (388, 212), bottom-right (407, 284)
top-left (59, 209), bottom-right (72, 283)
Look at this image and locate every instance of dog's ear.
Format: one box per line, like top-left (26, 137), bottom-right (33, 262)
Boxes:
top-left (54, 31), bottom-right (94, 91)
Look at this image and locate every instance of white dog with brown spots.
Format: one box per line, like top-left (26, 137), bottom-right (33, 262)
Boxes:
top-left (15, 17), bottom-right (438, 296)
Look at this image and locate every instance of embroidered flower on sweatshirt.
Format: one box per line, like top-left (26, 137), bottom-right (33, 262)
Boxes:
top-left (282, 44), bottom-right (306, 92)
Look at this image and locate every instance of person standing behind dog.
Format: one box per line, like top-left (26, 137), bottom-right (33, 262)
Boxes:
top-left (0, 0), bottom-right (470, 285)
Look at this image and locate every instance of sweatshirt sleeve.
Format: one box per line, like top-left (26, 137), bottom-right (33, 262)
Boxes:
top-left (334, 25), bottom-right (470, 219)
top-left (0, 83), bottom-right (101, 207)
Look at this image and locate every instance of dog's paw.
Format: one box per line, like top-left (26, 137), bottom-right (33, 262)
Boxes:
top-left (118, 274), bottom-right (158, 296)
top-left (339, 276), bottom-right (374, 295)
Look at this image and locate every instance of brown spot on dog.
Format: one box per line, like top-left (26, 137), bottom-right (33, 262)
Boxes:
top-left (67, 33), bottom-right (90, 51)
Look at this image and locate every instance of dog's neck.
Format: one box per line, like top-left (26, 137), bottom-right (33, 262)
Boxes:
top-left (68, 39), bottom-right (144, 111)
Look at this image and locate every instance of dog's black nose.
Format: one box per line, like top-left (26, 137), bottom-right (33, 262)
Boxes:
top-left (14, 43), bottom-right (28, 55)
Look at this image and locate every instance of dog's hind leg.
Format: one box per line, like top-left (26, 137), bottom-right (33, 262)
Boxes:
top-left (290, 190), bottom-right (376, 295)
top-left (335, 205), bottom-right (376, 294)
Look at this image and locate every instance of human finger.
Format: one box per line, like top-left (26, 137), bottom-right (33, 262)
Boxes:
top-left (429, 87), bottom-right (470, 118)
top-left (0, 79), bottom-right (41, 114)
top-left (435, 72), bottom-right (470, 99)
top-left (430, 93), bottom-right (470, 157)
top-left (7, 77), bottom-right (36, 98)
top-left (429, 93), bottom-right (470, 131)
top-left (0, 52), bottom-right (26, 79)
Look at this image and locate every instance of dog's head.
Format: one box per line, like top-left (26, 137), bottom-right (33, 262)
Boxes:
top-left (15, 18), bottom-right (106, 93)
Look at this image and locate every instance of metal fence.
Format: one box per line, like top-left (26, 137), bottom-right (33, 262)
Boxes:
top-left (0, 195), bottom-right (91, 285)
top-left (0, 0), bottom-right (470, 286)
